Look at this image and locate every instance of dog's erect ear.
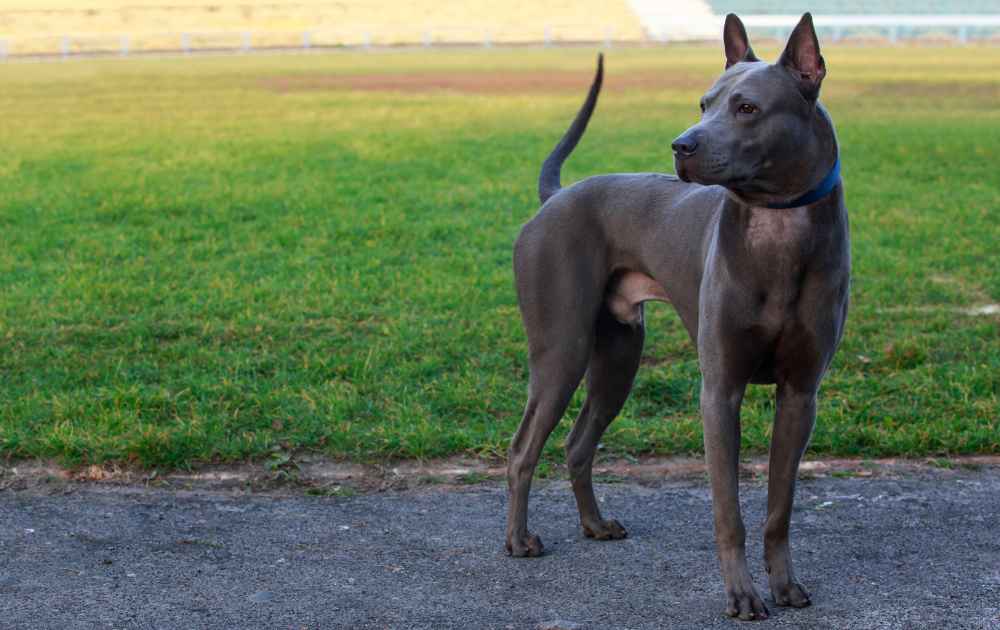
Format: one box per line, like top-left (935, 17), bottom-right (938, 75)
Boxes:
top-left (723, 14), bottom-right (758, 69)
top-left (778, 13), bottom-right (826, 101)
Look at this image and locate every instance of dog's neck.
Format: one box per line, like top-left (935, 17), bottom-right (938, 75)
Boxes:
top-left (766, 156), bottom-right (839, 209)
top-left (774, 104), bottom-right (839, 208)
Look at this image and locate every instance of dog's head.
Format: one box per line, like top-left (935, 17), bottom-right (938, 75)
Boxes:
top-left (673, 13), bottom-right (829, 204)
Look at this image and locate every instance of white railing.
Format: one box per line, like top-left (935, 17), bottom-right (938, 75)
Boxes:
top-left (0, 15), bottom-right (998, 59)
top-left (738, 14), bottom-right (1000, 44)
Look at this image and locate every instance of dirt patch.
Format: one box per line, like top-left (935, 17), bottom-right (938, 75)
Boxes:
top-left (260, 69), bottom-right (710, 94)
top-left (4, 455), bottom-right (999, 496)
top-left (261, 71), bottom-right (1000, 100)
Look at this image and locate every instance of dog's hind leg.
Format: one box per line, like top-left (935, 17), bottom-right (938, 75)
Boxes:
top-left (506, 336), bottom-right (592, 557)
top-left (506, 216), bottom-right (608, 557)
top-left (565, 306), bottom-right (644, 541)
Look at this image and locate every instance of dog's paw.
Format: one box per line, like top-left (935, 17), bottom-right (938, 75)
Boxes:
top-left (505, 532), bottom-right (544, 557)
top-left (770, 580), bottom-right (811, 608)
top-left (725, 584), bottom-right (770, 621)
top-left (582, 518), bottom-right (628, 541)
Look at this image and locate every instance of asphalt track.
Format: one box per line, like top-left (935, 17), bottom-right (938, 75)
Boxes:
top-left (2, 468), bottom-right (999, 629)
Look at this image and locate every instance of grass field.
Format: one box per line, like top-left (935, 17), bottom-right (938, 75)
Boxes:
top-left (0, 45), bottom-right (997, 469)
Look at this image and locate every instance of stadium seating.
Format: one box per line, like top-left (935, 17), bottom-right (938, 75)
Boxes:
top-left (0, 0), bottom-right (645, 54)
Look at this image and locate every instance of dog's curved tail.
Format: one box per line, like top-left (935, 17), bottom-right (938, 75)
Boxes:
top-left (538, 53), bottom-right (603, 205)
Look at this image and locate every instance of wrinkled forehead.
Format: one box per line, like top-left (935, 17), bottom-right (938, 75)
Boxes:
top-left (703, 62), bottom-right (792, 105)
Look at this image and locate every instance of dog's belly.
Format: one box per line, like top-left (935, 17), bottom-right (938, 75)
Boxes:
top-left (607, 269), bottom-right (782, 384)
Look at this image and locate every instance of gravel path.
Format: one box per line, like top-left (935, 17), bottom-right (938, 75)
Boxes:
top-left (2, 469), bottom-right (999, 629)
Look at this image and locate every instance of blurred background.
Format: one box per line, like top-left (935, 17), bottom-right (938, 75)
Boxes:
top-left (0, 0), bottom-right (998, 57)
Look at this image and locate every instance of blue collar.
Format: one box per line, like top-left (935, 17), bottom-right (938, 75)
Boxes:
top-left (766, 157), bottom-right (840, 209)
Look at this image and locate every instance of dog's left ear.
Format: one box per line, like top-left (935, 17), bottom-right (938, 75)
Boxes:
top-left (778, 12), bottom-right (826, 101)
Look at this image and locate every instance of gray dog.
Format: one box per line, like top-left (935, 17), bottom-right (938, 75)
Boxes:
top-left (506, 13), bottom-right (849, 621)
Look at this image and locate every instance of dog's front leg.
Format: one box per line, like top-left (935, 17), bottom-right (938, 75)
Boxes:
top-left (701, 379), bottom-right (770, 621)
top-left (763, 385), bottom-right (816, 608)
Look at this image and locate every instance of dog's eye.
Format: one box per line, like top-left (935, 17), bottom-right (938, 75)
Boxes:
top-left (699, 101), bottom-right (706, 113)
top-left (737, 103), bottom-right (758, 115)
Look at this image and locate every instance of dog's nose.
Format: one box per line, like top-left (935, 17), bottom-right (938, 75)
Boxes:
top-left (671, 133), bottom-right (699, 157)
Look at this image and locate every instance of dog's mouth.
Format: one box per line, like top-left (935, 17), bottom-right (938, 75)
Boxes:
top-left (674, 156), bottom-right (729, 186)
top-left (675, 159), bottom-right (692, 183)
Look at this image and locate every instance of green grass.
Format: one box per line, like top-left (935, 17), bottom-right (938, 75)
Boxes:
top-left (0, 46), bottom-right (998, 468)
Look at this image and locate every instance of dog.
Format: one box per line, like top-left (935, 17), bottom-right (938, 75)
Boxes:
top-left (505, 13), bottom-right (849, 621)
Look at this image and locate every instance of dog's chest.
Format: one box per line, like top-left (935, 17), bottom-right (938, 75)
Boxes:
top-left (741, 207), bottom-right (817, 320)
top-left (745, 207), bottom-right (814, 261)
top-left (742, 207), bottom-right (818, 286)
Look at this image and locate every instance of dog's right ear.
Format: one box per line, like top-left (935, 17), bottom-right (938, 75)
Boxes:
top-left (778, 13), bottom-right (826, 101)
top-left (723, 14), bottom-right (758, 69)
